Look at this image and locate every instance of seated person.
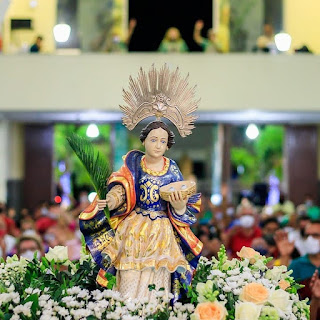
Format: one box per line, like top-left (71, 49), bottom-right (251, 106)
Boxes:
top-left (289, 220), bottom-right (320, 301)
top-left (226, 199), bottom-right (262, 258)
top-left (16, 234), bottom-right (44, 260)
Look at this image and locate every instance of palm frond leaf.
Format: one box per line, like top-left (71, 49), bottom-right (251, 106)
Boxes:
top-left (67, 133), bottom-right (111, 219)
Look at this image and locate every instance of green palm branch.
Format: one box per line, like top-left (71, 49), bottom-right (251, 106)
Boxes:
top-left (67, 133), bottom-right (111, 220)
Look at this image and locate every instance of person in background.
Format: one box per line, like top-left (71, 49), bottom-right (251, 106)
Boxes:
top-left (7, 207), bottom-right (17, 221)
top-left (29, 36), bottom-right (43, 53)
top-left (288, 220), bottom-right (320, 302)
top-left (251, 237), bottom-right (269, 257)
top-left (310, 270), bottom-right (320, 320)
top-left (70, 191), bottom-right (91, 218)
top-left (16, 234), bottom-right (44, 260)
top-left (0, 216), bottom-right (7, 259)
top-left (20, 208), bottom-right (31, 220)
top-left (0, 203), bottom-right (19, 237)
top-left (35, 201), bottom-right (59, 235)
top-left (225, 198), bottom-right (262, 258)
top-left (261, 217), bottom-right (280, 237)
top-left (272, 192), bottom-right (295, 226)
top-left (20, 218), bottom-right (37, 235)
top-left (43, 216), bottom-right (81, 260)
top-left (254, 23), bottom-right (276, 53)
top-left (193, 20), bottom-right (222, 53)
top-left (289, 215), bottom-right (311, 256)
top-left (273, 229), bottom-right (297, 267)
top-left (105, 18), bottom-right (137, 52)
top-left (158, 27), bottom-right (188, 53)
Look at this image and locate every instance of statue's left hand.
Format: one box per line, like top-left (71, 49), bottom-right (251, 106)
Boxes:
top-left (169, 191), bottom-right (188, 215)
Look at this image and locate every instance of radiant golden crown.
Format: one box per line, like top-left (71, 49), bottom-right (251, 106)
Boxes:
top-left (120, 64), bottom-right (199, 137)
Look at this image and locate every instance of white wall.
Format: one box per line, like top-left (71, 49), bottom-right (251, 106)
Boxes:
top-left (0, 53), bottom-right (320, 112)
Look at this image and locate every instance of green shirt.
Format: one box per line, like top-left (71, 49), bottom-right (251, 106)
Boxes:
top-left (158, 40), bottom-right (188, 53)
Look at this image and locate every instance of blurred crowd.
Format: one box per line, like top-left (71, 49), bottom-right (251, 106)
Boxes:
top-left (1, 190), bottom-right (320, 314)
top-left (1, 21), bottom-right (311, 55)
top-left (0, 191), bottom-right (92, 262)
top-left (191, 191), bottom-right (320, 311)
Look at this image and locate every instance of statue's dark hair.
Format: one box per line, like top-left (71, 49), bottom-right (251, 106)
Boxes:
top-left (139, 121), bottom-right (175, 149)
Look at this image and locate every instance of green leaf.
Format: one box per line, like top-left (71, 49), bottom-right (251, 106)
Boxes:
top-left (148, 284), bottom-right (156, 291)
top-left (67, 133), bottom-right (111, 220)
top-left (24, 294), bottom-right (39, 314)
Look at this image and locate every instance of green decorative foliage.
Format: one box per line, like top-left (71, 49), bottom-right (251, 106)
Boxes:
top-left (231, 125), bottom-right (284, 187)
top-left (67, 133), bottom-right (111, 219)
top-left (54, 124), bottom-right (111, 194)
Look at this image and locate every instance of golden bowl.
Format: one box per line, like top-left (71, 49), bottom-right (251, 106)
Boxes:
top-left (160, 180), bottom-right (196, 201)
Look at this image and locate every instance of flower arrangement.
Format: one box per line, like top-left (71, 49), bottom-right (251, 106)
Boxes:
top-left (188, 246), bottom-right (310, 320)
top-left (0, 245), bottom-right (310, 320)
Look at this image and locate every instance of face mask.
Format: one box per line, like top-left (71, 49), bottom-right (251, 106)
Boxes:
top-left (215, 212), bottom-right (223, 221)
top-left (305, 236), bottom-right (320, 255)
top-left (226, 207), bottom-right (234, 216)
top-left (22, 229), bottom-right (37, 236)
top-left (20, 250), bottom-right (40, 260)
top-left (44, 233), bottom-right (56, 243)
top-left (305, 200), bottom-right (313, 207)
top-left (47, 211), bottom-right (58, 220)
top-left (252, 246), bottom-right (269, 256)
top-left (75, 229), bottom-right (82, 240)
top-left (239, 215), bottom-right (255, 228)
top-left (41, 207), bottom-right (48, 215)
top-left (80, 195), bottom-right (88, 203)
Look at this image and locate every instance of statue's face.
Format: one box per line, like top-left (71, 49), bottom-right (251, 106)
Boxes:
top-left (143, 128), bottom-right (168, 158)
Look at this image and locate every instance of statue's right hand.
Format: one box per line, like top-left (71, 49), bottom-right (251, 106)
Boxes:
top-left (97, 200), bottom-right (107, 210)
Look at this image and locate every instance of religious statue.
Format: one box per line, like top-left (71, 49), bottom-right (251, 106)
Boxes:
top-left (78, 65), bottom-right (203, 302)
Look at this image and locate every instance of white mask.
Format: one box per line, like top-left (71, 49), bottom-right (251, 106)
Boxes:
top-left (305, 200), bottom-right (313, 207)
top-left (20, 250), bottom-right (41, 260)
top-left (305, 236), bottom-right (320, 255)
top-left (239, 215), bottom-right (255, 228)
top-left (226, 207), bottom-right (235, 216)
top-left (216, 212), bottom-right (223, 221)
top-left (75, 229), bottom-right (82, 240)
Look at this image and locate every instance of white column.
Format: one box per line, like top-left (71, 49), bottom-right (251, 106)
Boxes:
top-left (0, 120), bottom-right (9, 201)
top-left (211, 124), bottom-right (222, 199)
top-left (0, 0), bottom-right (10, 25)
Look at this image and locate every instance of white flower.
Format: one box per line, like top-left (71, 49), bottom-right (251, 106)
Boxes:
top-left (265, 266), bottom-right (287, 282)
top-left (252, 259), bottom-right (267, 271)
top-left (269, 289), bottom-right (293, 312)
top-left (67, 286), bottom-right (81, 295)
top-left (13, 301), bottom-right (32, 317)
top-left (210, 270), bottom-right (226, 278)
top-left (222, 285), bottom-right (231, 293)
top-left (77, 289), bottom-right (90, 299)
top-left (235, 301), bottom-right (262, 320)
top-left (232, 289), bottom-right (241, 296)
top-left (227, 268), bottom-right (240, 276)
top-left (45, 246), bottom-right (69, 263)
top-left (25, 287), bottom-right (33, 295)
top-left (241, 271), bottom-right (253, 280)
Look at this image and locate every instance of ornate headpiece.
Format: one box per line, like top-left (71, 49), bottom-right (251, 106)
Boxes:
top-left (120, 64), bottom-right (200, 137)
